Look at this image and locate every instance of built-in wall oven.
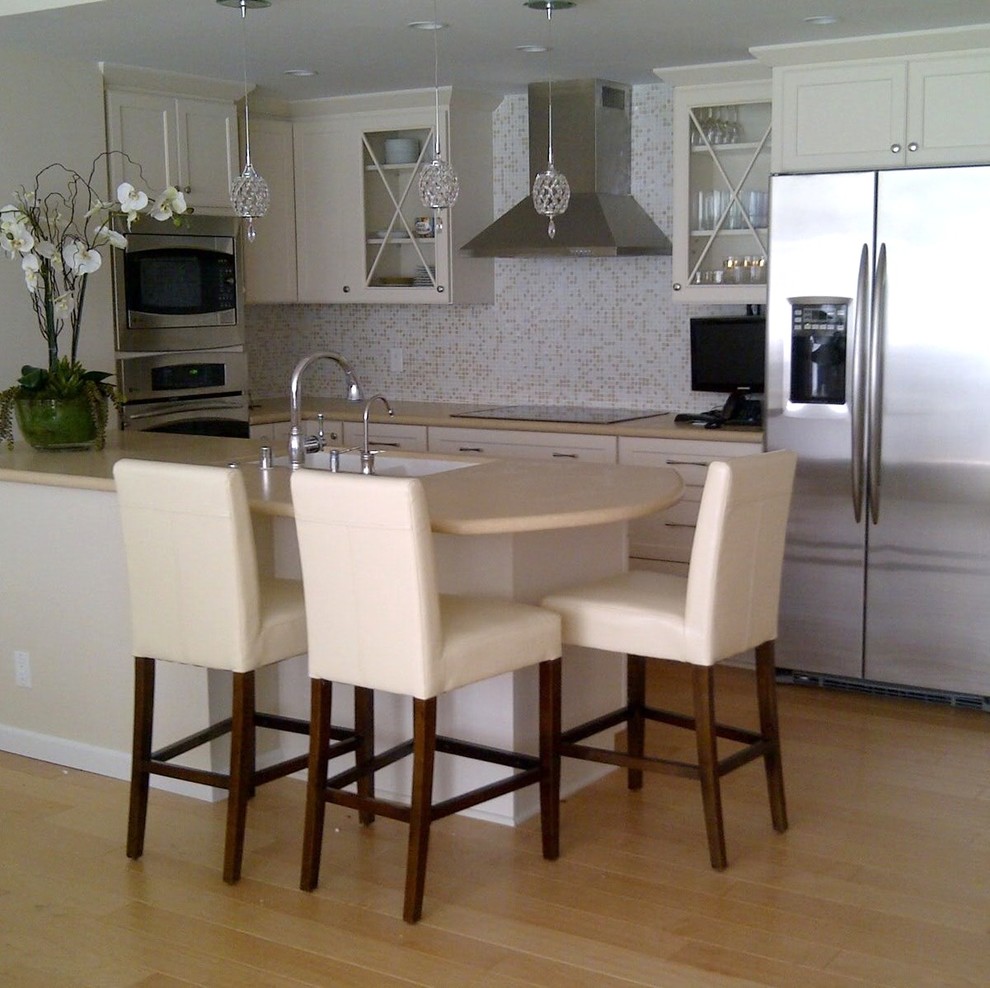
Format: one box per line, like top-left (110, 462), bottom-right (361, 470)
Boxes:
top-left (117, 350), bottom-right (250, 438)
top-left (112, 213), bottom-right (245, 353)
top-left (112, 213), bottom-right (251, 437)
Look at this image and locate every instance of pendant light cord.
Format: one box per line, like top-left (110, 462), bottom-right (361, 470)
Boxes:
top-left (432, 0), bottom-right (442, 156)
top-left (545, 3), bottom-right (555, 167)
top-left (240, 0), bottom-right (252, 168)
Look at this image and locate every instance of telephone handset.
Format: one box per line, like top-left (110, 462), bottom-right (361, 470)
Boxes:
top-left (720, 390), bottom-right (745, 422)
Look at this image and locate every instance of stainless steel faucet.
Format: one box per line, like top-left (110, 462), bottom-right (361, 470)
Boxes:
top-left (288, 351), bottom-right (364, 468)
top-left (361, 394), bottom-right (395, 475)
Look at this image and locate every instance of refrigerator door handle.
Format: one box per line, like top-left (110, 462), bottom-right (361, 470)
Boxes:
top-left (868, 242), bottom-right (887, 525)
top-left (851, 244), bottom-right (870, 522)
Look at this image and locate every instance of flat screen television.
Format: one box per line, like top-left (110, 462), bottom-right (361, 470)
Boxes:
top-left (689, 314), bottom-right (766, 422)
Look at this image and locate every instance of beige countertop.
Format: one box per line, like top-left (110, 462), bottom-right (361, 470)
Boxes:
top-left (0, 431), bottom-right (684, 536)
top-left (249, 396), bottom-right (764, 443)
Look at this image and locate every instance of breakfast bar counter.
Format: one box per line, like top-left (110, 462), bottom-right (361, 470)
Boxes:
top-left (0, 432), bottom-right (683, 824)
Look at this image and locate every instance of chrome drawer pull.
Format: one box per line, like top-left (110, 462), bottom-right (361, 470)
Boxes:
top-left (552, 452), bottom-right (578, 458)
top-left (665, 458), bottom-right (711, 467)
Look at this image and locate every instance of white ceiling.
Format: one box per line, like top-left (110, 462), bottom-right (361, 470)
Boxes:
top-left (2, 0), bottom-right (989, 102)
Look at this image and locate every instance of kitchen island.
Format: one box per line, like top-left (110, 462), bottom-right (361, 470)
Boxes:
top-left (0, 431), bottom-right (682, 824)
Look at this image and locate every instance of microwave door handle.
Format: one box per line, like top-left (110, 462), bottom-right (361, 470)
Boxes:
top-left (125, 398), bottom-right (244, 421)
top-left (867, 243), bottom-right (887, 525)
top-left (850, 243), bottom-right (870, 523)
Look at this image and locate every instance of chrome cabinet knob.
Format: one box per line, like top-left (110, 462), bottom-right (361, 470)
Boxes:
top-left (908, 142), bottom-right (919, 152)
top-left (673, 282), bottom-right (682, 291)
top-left (890, 143), bottom-right (902, 154)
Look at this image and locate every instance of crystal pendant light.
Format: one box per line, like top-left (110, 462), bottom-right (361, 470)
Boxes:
top-left (417, 0), bottom-right (459, 228)
top-left (221, 0), bottom-right (270, 243)
top-left (528, 0), bottom-right (572, 239)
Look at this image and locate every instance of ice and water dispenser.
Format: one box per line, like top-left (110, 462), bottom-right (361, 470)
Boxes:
top-left (788, 297), bottom-right (849, 404)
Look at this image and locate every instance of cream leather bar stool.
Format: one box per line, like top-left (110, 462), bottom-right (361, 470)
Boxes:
top-left (113, 459), bottom-right (370, 884)
top-left (541, 449), bottom-right (797, 870)
top-left (291, 469), bottom-right (562, 923)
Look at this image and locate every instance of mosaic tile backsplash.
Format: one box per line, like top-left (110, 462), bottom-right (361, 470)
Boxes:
top-left (246, 82), bottom-right (738, 414)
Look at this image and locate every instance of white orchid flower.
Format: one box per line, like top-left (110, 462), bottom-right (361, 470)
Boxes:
top-left (53, 291), bottom-right (76, 320)
top-left (93, 223), bottom-right (128, 249)
top-left (150, 186), bottom-right (187, 221)
top-left (62, 239), bottom-right (103, 276)
top-left (21, 252), bottom-right (40, 292)
top-left (2, 218), bottom-right (35, 256)
top-left (117, 182), bottom-right (149, 213)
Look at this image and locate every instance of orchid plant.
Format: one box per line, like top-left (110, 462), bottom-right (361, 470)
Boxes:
top-left (0, 153), bottom-right (187, 447)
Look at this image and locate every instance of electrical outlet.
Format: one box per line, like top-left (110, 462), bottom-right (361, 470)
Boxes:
top-left (14, 650), bottom-right (32, 688)
top-left (389, 347), bottom-right (404, 374)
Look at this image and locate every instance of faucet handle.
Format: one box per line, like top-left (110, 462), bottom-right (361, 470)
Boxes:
top-left (316, 412), bottom-right (325, 446)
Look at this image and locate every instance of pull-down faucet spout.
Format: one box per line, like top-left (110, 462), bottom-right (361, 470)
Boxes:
top-left (288, 351), bottom-right (364, 468)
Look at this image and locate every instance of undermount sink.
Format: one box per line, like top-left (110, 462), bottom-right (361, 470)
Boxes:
top-left (271, 450), bottom-right (480, 477)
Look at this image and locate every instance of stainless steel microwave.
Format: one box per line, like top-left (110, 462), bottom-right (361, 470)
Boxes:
top-left (112, 213), bottom-right (245, 353)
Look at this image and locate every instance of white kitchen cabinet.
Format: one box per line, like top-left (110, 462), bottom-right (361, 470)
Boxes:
top-left (669, 80), bottom-right (771, 303)
top-left (618, 437), bottom-right (762, 573)
top-left (774, 51), bottom-right (990, 172)
top-left (293, 89), bottom-right (497, 304)
top-left (105, 88), bottom-right (237, 214)
top-left (342, 421), bottom-right (427, 452)
top-left (428, 427), bottom-right (617, 463)
top-left (242, 115), bottom-right (297, 303)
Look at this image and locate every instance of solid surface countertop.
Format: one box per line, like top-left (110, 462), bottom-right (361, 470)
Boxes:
top-left (0, 431), bottom-right (684, 536)
top-left (248, 396), bottom-right (764, 443)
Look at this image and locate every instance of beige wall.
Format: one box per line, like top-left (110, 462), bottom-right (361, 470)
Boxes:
top-left (0, 49), bottom-right (114, 424)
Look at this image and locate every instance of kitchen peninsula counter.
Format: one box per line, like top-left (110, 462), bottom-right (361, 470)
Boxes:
top-left (0, 431), bottom-right (683, 535)
top-left (0, 431), bottom-right (683, 822)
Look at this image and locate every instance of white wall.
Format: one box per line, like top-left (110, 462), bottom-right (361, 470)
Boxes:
top-left (0, 48), bottom-right (114, 421)
top-left (245, 84), bottom-right (739, 414)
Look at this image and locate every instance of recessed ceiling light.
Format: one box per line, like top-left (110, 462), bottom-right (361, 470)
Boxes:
top-left (283, 68), bottom-right (317, 77)
top-left (516, 44), bottom-right (549, 53)
top-left (408, 20), bottom-right (447, 31)
top-left (804, 14), bottom-right (839, 26)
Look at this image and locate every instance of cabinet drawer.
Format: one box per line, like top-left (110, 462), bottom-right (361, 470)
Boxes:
top-left (428, 427), bottom-right (616, 463)
top-left (342, 421), bottom-right (427, 452)
top-left (619, 437), bottom-right (761, 562)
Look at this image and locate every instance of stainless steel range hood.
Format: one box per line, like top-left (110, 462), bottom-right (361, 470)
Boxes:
top-left (462, 79), bottom-right (671, 258)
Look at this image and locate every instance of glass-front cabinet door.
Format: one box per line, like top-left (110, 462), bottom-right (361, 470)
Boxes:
top-left (294, 91), bottom-right (495, 305)
top-left (671, 80), bottom-right (771, 303)
top-left (361, 125), bottom-right (446, 298)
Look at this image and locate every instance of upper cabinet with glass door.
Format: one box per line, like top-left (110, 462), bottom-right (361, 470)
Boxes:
top-left (667, 79), bottom-right (772, 304)
top-left (294, 90), bottom-right (498, 304)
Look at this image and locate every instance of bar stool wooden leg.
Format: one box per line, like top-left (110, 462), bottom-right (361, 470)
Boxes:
top-left (626, 654), bottom-right (647, 791)
top-left (693, 665), bottom-right (727, 871)
top-left (127, 656), bottom-right (155, 861)
top-left (404, 697), bottom-right (437, 924)
top-left (300, 678), bottom-right (333, 892)
top-left (354, 685), bottom-right (376, 827)
top-left (539, 658), bottom-right (562, 861)
top-left (756, 641), bottom-right (788, 833)
top-left (223, 671), bottom-right (255, 884)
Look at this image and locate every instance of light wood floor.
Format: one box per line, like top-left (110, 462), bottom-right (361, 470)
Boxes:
top-left (2, 662), bottom-right (989, 987)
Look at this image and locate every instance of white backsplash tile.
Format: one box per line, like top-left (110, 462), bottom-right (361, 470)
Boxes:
top-left (246, 83), bottom-right (738, 413)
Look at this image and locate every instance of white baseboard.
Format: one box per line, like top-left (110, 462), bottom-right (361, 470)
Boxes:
top-left (0, 724), bottom-right (221, 801)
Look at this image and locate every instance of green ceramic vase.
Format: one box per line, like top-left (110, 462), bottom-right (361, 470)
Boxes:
top-left (14, 393), bottom-right (100, 450)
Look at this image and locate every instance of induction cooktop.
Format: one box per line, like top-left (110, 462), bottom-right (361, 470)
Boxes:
top-left (454, 404), bottom-right (667, 425)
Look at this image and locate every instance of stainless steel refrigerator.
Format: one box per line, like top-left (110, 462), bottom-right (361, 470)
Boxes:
top-left (765, 166), bottom-right (990, 699)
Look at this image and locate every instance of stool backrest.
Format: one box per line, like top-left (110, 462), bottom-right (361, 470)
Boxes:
top-left (291, 471), bottom-right (442, 698)
top-left (113, 459), bottom-right (261, 671)
top-left (684, 449), bottom-right (797, 665)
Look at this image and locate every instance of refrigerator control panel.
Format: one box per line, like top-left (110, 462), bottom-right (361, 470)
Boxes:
top-left (788, 296), bottom-right (849, 405)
